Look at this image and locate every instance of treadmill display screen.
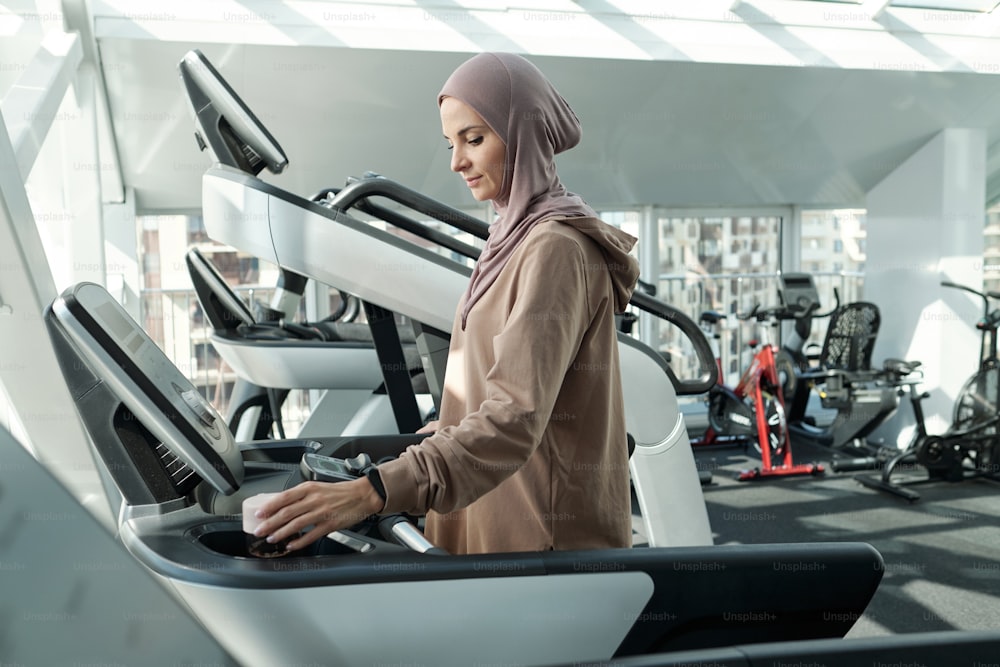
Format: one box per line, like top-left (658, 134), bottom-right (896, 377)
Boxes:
top-left (56, 283), bottom-right (243, 495)
top-left (96, 301), bottom-right (135, 341)
top-left (178, 49), bottom-right (288, 176)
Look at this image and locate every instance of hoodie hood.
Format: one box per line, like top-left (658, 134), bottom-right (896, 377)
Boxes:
top-left (556, 216), bottom-right (640, 313)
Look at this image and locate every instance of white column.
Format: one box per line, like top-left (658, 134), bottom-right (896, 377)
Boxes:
top-left (779, 205), bottom-right (803, 343)
top-left (783, 205), bottom-right (802, 273)
top-left (102, 190), bottom-right (140, 320)
top-left (865, 128), bottom-right (986, 446)
top-left (638, 204), bottom-right (658, 347)
top-left (64, 64), bottom-right (106, 288)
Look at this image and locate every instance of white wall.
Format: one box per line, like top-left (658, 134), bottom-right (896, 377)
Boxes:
top-left (866, 128), bottom-right (986, 446)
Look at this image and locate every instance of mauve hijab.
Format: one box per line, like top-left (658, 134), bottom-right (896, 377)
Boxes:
top-left (439, 52), bottom-right (598, 329)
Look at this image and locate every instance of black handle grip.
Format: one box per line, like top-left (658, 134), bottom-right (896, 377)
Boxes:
top-left (628, 291), bottom-right (718, 395)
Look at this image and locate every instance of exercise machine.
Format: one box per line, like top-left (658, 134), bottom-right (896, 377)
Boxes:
top-left (775, 273), bottom-right (901, 456)
top-left (0, 423), bottom-right (232, 664)
top-left (179, 48), bottom-right (718, 548)
top-left (554, 630), bottom-right (1000, 667)
top-left (186, 246), bottom-right (432, 440)
top-left (689, 309), bottom-right (748, 449)
top-left (178, 53), bottom-right (433, 441)
top-left (44, 280), bottom-right (886, 667)
top-left (692, 302), bottom-right (824, 480)
top-left (856, 281), bottom-right (1000, 501)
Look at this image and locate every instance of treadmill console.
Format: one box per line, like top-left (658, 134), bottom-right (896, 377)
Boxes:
top-left (300, 452), bottom-right (361, 483)
top-left (48, 282), bottom-right (244, 496)
top-left (185, 246), bottom-right (257, 331)
top-left (178, 49), bottom-right (287, 176)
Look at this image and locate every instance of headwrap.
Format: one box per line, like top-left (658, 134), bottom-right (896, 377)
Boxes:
top-left (439, 52), bottom-right (597, 329)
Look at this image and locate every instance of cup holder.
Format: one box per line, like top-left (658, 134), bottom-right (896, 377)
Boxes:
top-left (190, 523), bottom-right (361, 558)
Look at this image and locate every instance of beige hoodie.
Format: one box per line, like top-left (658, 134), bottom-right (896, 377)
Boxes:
top-left (377, 216), bottom-right (639, 554)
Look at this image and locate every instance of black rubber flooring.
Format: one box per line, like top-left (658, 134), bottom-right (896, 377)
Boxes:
top-left (686, 438), bottom-right (1000, 638)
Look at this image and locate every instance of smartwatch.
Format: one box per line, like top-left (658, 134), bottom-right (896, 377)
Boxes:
top-left (365, 466), bottom-right (387, 502)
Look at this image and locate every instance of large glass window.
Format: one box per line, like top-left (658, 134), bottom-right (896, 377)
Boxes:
top-left (797, 209), bottom-right (867, 354)
top-left (137, 215), bottom-right (286, 423)
top-left (984, 203), bottom-right (1000, 293)
top-left (657, 213), bottom-right (783, 383)
top-left (594, 207), bottom-right (871, 388)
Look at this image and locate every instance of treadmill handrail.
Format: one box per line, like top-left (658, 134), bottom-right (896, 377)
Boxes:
top-left (629, 291), bottom-right (718, 395)
top-left (329, 175), bottom-right (491, 240)
top-left (354, 198), bottom-right (482, 261)
top-left (312, 184), bottom-right (482, 260)
top-left (327, 175), bottom-right (717, 395)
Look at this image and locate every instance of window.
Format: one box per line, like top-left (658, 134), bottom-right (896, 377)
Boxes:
top-left (653, 212), bottom-right (785, 386)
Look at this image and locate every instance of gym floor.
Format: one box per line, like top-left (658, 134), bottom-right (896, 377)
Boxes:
top-left (643, 438), bottom-right (1000, 638)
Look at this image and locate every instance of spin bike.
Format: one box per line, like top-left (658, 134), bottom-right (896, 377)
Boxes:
top-left (692, 302), bottom-right (825, 481)
top-left (857, 281), bottom-right (1000, 501)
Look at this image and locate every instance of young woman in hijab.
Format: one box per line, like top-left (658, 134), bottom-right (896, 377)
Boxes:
top-left (252, 52), bottom-right (641, 555)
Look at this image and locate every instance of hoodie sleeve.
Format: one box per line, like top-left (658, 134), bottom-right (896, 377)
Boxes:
top-left (375, 229), bottom-right (595, 516)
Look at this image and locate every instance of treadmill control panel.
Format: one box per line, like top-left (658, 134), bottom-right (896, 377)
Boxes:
top-left (51, 282), bottom-right (244, 495)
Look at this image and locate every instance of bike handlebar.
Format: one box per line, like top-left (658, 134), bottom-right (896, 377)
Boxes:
top-left (775, 285), bottom-right (840, 321)
top-left (941, 280), bottom-right (1000, 329)
top-left (941, 280), bottom-right (989, 301)
top-left (815, 286), bottom-right (841, 318)
top-left (736, 302), bottom-right (807, 322)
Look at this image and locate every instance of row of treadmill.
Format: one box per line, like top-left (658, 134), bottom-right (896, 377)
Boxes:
top-left (37, 49), bottom-right (1000, 666)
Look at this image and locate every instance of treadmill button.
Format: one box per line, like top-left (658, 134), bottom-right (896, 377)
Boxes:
top-left (181, 388), bottom-right (216, 428)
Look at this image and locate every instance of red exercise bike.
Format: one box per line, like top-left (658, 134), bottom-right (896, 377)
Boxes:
top-left (692, 303), bottom-right (825, 481)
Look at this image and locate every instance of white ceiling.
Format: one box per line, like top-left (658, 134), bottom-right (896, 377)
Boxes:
top-left (90, 2), bottom-right (1000, 214)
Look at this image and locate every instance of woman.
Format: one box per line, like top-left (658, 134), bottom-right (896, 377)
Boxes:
top-left (252, 52), bottom-right (640, 554)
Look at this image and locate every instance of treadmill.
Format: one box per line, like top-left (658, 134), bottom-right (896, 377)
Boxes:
top-left (44, 279), bottom-right (887, 667)
top-left (185, 245), bottom-right (432, 441)
top-left (179, 48), bottom-right (717, 548)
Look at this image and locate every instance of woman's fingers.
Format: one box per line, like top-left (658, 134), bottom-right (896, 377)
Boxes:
top-left (253, 484), bottom-right (311, 535)
top-left (416, 419), bottom-right (440, 434)
top-left (252, 480), bottom-right (374, 548)
top-left (285, 523), bottom-right (336, 552)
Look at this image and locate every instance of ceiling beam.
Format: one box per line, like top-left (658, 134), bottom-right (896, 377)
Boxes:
top-left (0, 30), bottom-right (82, 179)
top-left (861, 0), bottom-right (892, 20)
top-left (88, 0), bottom-right (1000, 75)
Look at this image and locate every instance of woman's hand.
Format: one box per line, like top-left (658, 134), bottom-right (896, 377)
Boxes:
top-left (251, 478), bottom-right (385, 552)
top-left (417, 420), bottom-right (440, 434)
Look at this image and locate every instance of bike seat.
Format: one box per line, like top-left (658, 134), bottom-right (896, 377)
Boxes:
top-left (882, 358), bottom-right (922, 378)
top-left (699, 310), bottom-right (726, 325)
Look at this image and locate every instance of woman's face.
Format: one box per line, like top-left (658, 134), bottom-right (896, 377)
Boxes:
top-left (440, 96), bottom-right (506, 202)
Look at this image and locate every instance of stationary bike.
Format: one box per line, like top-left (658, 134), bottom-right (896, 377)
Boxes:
top-left (692, 302), bottom-right (825, 481)
top-left (856, 281), bottom-right (1000, 501)
top-left (775, 273), bottom-right (901, 458)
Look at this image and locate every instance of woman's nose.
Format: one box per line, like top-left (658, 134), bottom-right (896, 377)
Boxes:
top-left (450, 146), bottom-right (467, 172)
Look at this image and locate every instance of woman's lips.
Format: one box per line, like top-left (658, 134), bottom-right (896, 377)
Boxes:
top-left (465, 176), bottom-right (481, 187)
